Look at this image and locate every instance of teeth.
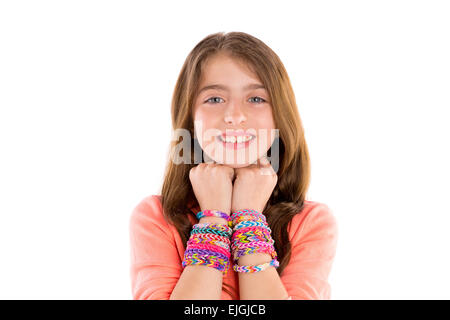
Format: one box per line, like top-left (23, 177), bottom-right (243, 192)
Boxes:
top-left (221, 135), bottom-right (254, 143)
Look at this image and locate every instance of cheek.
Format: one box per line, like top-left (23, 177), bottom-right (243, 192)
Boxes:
top-left (254, 111), bottom-right (276, 137)
top-left (193, 109), bottom-right (207, 138)
top-left (193, 113), bottom-right (218, 147)
top-left (262, 109), bottom-right (276, 128)
top-left (193, 107), bottom-right (217, 127)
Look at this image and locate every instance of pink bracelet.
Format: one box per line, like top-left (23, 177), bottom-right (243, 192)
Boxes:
top-left (196, 210), bottom-right (232, 227)
top-left (183, 222), bottom-right (232, 275)
top-left (231, 209), bottom-right (267, 226)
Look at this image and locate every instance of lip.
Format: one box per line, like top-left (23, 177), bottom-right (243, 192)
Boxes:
top-left (218, 131), bottom-right (256, 140)
top-left (217, 134), bottom-right (256, 150)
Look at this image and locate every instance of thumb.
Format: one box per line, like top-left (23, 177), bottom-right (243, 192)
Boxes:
top-left (229, 167), bottom-right (236, 181)
top-left (258, 156), bottom-right (273, 176)
top-left (258, 155), bottom-right (270, 167)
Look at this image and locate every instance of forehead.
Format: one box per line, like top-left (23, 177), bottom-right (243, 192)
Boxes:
top-left (198, 54), bottom-right (263, 91)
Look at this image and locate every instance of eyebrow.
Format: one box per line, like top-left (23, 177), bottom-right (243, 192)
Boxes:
top-left (198, 83), bottom-right (266, 95)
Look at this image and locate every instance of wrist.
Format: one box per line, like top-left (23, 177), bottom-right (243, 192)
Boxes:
top-left (237, 252), bottom-right (272, 266)
top-left (199, 216), bottom-right (229, 225)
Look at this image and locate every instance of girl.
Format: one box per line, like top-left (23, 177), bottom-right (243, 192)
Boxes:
top-left (129, 31), bottom-right (338, 300)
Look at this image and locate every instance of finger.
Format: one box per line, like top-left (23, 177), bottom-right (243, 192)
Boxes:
top-left (229, 167), bottom-right (236, 181)
top-left (257, 157), bottom-right (273, 175)
top-left (231, 168), bottom-right (236, 181)
top-left (258, 155), bottom-right (271, 168)
top-left (259, 166), bottom-right (273, 176)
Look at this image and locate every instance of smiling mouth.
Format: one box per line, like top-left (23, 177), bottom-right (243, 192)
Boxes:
top-left (217, 135), bottom-right (256, 144)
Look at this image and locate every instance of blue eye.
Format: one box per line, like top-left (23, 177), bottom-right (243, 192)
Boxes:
top-left (249, 96), bottom-right (266, 104)
top-left (205, 97), bottom-right (224, 104)
top-left (205, 96), bottom-right (266, 104)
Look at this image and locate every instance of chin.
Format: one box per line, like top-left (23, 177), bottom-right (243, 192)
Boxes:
top-left (226, 163), bottom-right (250, 169)
top-left (219, 158), bottom-right (258, 168)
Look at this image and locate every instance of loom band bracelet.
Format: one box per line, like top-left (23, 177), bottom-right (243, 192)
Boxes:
top-left (231, 209), bottom-right (267, 223)
top-left (231, 231), bottom-right (272, 247)
top-left (232, 223), bottom-right (271, 234)
top-left (189, 233), bottom-right (231, 245)
top-left (190, 228), bottom-right (231, 238)
top-left (190, 228), bottom-right (232, 238)
top-left (232, 221), bottom-right (272, 233)
top-left (191, 226), bottom-right (233, 239)
top-left (231, 233), bottom-right (273, 246)
top-left (232, 211), bottom-right (267, 222)
top-left (193, 222), bottom-right (233, 233)
top-left (232, 219), bottom-right (265, 230)
top-left (231, 216), bottom-right (266, 226)
top-left (232, 243), bottom-right (276, 259)
top-left (188, 241), bottom-right (230, 253)
top-left (182, 253), bottom-right (230, 271)
top-left (231, 208), bottom-right (265, 219)
top-left (184, 249), bottom-right (231, 262)
top-left (190, 231), bottom-right (231, 241)
top-left (234, 243), bottom-right (278, 257)
top-left (183, 252), bottom-right (230, 265)
top-left (233, 249), bottom-right (277, 263)
top-left (196, 211), bottom-right (233, 228)
top-left (232, 239), bottom-right (275, 249)
top-left (231, 226), bottom-right (272, 240)
top-left (231, 226), bottom-right (272, 239)
top-left (232, 241), bottom-right (275, 255)
top-left (194, 223), bottom-right (233, 233)
top-left (232, 246), bottom-right (277, 263)
top-left (232, 232), bottom-right (275, 245)
top-left (230, 239), bottom-right (275, 251)
top-left (183, 257), bottom-right (230, 276)
top-left (231, 241), bottom-right (276, 255)
top-left (184, 248), bottom-right (230, 261)
top-left (233, 248), bottom-right (277, 263)
top-left (233, 220), bottom-right (270, 232)
top-left (232, 238), bottom-right (272, 250)
top-left (187, 238), bottom-right (231, 250)
top-left (231, 216), bottom-right (267, 228)
top-left (232, 242), bottom-right (278, 259)
top-left (191, 233), bottom-right (230, 241)
top-left (233, 258), bottom-right (280, 273)
top-left (186, 243), bottom-right (231, 259)
top-left (182, 257), bottom-right (229, 275)
top-left (196, 210), bottom-right (232, 222)
top-left (186, 239), bottom-right (231, 252)
top-left (233, 219), bottom-right (270, 230)
top-left (232, 215), bottom-right (267, 226)
top-left (192, 224), bottom-right (233, 236)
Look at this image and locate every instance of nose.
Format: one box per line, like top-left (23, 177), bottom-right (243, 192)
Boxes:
top-left (223, 100), bottom-right (247, 125)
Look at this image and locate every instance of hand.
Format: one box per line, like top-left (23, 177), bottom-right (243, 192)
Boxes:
top-left (231, 156), bottom-right (278, 214)
top-left (189, 162), bottom-right (235, 215)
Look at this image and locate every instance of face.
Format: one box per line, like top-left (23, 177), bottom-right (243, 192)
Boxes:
top-left (192, 53), bottom-right (277, 168)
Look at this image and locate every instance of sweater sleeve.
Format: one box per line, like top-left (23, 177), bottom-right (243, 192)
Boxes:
top-left (280, 202), bottom-right (339, 300)
top-left (129, 195), bottom-right (183, 300)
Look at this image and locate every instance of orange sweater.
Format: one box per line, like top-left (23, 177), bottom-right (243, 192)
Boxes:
top-left (129, 195), bottom-right (338, 300)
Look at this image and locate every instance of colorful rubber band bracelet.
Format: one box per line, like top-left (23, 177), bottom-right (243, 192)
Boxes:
top-left (196, 210), bottom-right (232, 226)
top-left (233, 258), bottom-right (279, 273)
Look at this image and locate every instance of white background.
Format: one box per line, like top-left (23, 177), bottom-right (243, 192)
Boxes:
top-left (1, 0), bottom-right (449, 299)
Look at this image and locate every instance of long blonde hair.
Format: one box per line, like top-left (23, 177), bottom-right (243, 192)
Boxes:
top-left (159, 31), bottom-right (311, 299)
